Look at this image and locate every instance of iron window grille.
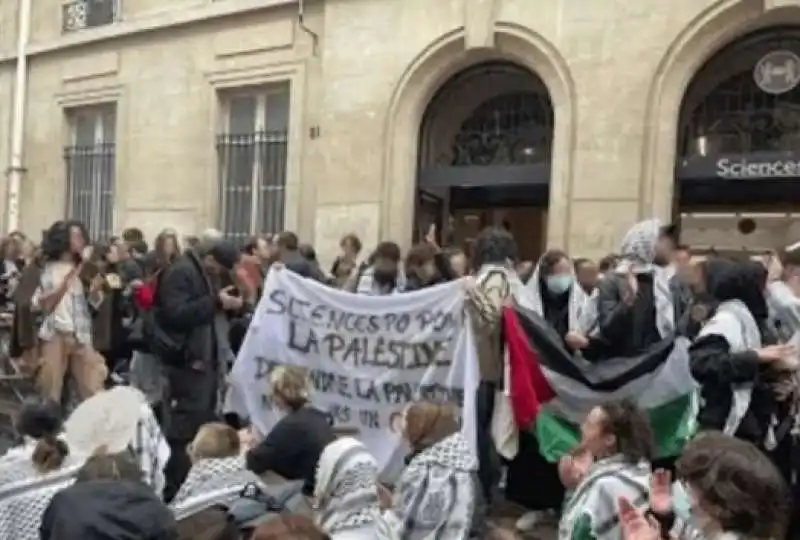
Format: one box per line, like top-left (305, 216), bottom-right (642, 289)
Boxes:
top-left (216, 87), bottom-right (290, 244)
top-left (64, 106), bottom-right (116, 241)
top-left (63, 0), bottom-right (120, 33)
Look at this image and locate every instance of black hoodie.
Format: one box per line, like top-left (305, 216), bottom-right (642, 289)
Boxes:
top-left (40, 480), bottom-right (177, 540)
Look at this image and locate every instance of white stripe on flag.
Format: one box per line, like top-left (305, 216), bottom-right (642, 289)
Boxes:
top-left (542, 337), bottom-right (698, 423)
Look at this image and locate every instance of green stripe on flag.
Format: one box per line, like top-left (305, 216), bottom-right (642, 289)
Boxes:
top-left (533, 394), bottom-right (696, 462)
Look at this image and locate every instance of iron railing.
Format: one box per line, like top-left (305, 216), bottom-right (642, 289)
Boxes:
top-left (216, 131), bottom-right (288, 244)
top-left (64, 143), bottom-right (116, 240)
top-left (63, 0), bottom-right (120, 32)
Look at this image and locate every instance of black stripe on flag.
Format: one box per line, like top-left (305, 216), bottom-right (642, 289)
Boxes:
top-left (512, 304), bottom-right (676, 392)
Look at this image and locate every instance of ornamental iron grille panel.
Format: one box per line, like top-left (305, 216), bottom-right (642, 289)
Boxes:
top-left (63, 0), bottom-right (120, 32)
top-left (680, 29), bottom-right (800, 157)
top-left (217, 89), bottom-right (289, 244)
top-left (448, 92), bottom-right (554, 166)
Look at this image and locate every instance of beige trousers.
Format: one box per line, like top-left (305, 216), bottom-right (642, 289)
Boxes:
top-left (36, 332), bottom-right (107, 404)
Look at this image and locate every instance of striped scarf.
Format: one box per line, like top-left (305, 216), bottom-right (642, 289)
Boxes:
top-left (558, 456), bottom-right (651, 540)
top-left (315, 438), bottom-right (398, 539)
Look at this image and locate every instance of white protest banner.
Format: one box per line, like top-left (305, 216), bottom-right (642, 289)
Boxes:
top-left (228, 269), bottom-right (479, 479)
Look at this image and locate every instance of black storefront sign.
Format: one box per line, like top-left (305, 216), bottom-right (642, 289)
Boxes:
top-left (676, 152), bottom-right (800, 180)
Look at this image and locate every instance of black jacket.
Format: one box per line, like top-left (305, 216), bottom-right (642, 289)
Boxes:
top-left (156, 251), bottom-right (219, 440)
top-left (690, 334), bottom-right (774, 444)
top-left (281, 250), bottom-right (326, 282)
top-left (245, 406), bottom-right (336, 495)
top-left (40, 480), bottom-right (177, 540)
top-left (593, 273), bottom-right (688, 358)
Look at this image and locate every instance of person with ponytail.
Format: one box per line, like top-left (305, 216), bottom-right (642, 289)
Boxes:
top-left (0, 400), bottom-right (84, 539)
top-left (0, 397), bottom-right (77, 491)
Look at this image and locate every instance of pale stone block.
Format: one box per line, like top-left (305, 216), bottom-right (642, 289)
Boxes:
top-left (314, 203), bottom-right (381, 269)
top-left (123, 208), bottom-right (199, 244)
top-left (565, 200), bottom-right (642, 260)
top-left (61, 51), bottom-right (119, 82)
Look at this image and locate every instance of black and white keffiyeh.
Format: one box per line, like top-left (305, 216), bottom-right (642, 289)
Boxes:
top-left (314, 438), bottom-right (397, 539)
top-left (170, 455), bottom-right (264, 511)
top-left (617, 219), bottom-right (675, 338)
top-left (388, 433), bottom-right (478, 540)
top-left (699, 299), bottom-right (762, 437)
top-left (0, 464), bottom-right (79, 539)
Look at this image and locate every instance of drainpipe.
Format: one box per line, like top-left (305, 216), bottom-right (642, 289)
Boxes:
top-left (298, 0), bottom-right (319, 56)
top-left (6, 0), bottom-right (32, 233)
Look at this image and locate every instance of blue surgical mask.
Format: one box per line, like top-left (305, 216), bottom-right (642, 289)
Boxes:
top-left (671, 481), bottom-right (693, 521)
top-left (546, 274), bottom-right (574, 294)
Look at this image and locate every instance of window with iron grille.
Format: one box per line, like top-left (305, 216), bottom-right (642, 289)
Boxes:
top-left (64, 105), bottom-right (116, 240)
top-left (62, 0), bottom-right (120, 32)
top-left (217, 83), bottom-right (290, 244)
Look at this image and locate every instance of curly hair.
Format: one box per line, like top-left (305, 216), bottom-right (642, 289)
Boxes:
top-left (598, 399), bottom-right (655, 464)
top-left (471, 227), bottom-right (518, 270)
top-left (676, 431), bottom-right (790, 539)
top-left (41, 220), bottom-right (88, 261)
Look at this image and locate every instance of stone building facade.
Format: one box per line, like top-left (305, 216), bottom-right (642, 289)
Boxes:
top-left (1, 0), bottom-right (800, 263)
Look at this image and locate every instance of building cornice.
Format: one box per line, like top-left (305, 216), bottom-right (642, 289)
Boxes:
top-left (0, 0), bottom-right (298, 64)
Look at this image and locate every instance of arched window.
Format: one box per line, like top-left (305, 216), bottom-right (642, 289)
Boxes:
top-left (449, 92), bottom-right (554, 166)
top-left (680, 28), bottom-right (800, 157)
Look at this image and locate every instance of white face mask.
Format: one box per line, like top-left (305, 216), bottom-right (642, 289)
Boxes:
top-left (674, 482), bottom-right (719, 536)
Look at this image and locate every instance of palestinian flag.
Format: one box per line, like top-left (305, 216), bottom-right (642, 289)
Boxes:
top-left (503, 304), bottom-right (697, 462)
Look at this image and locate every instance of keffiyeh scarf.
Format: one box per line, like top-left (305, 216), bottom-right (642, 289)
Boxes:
top-left (617, 219), bottom-right (675, 338)
top-left (766, 281), bottom-right (800, 441)
top-left (171, 455), bottom-right (264, 513)
top-left (559, 455), bottom-right (651, 540)
top-left (698, 299), bottom-right (762, 437)
top-left (0, 463), bottom-right (80, 539)
top-left (315, 438), bottom-right (397, 539)
top-left (388, 433), bottom-right (478, 540)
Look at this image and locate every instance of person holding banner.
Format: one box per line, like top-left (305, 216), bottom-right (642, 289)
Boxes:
top-left (244, 365), bottom-right (335, 496)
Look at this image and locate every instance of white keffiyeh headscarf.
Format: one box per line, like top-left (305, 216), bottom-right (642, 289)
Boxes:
top-left (617, 219), bottom-right (675, 338)
top-left (314, 438), bottom-right (397, 539)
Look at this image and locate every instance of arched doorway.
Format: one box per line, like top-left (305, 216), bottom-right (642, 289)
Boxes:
top-left (676, 27), bottom-right (800, 257)
top-left (415, 61), bottom-right (554, 261)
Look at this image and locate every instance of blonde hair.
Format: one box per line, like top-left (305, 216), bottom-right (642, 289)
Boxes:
top-left (188, 422), bottom-right (240, 463)
top-left (269, 366), bottom-right (311, 410)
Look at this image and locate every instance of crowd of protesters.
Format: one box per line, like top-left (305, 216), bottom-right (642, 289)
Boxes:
top-left (0, 218), bottom-right (797, 540)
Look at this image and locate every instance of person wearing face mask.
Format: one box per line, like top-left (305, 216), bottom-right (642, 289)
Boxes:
top-left (618, 431), bottom-right (790, 540)
top-left (511, 249), bottom-right (594, 533)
